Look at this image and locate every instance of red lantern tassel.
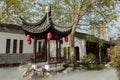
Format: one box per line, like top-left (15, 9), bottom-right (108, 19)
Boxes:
top-left (65, 36), bottom-right (68, 42)
top-left (27, 40), bottom-right (32, 45)
top-left (60, 39), bottom-right (63, 44)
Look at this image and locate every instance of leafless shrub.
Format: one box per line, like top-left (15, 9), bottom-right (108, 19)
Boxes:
top-left (108, 38), bottom-right (120, 80)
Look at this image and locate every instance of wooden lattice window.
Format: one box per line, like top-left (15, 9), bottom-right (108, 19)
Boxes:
top-left (6, 39), bottom-right (11, 53)
top-left (19, 40), bottom-right (23, 53)
top-left (13, 39), bottom-right (17, 53)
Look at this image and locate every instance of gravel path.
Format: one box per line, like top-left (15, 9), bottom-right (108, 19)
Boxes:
top-left (0, 67), bottom-right (118, 80)
top-left (41, 67), bottom-right (118, 80)
top-left (0, 67), bottom-right (21, 80)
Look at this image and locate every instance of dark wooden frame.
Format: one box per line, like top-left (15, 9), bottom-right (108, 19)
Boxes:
top-left (21, 6), bottom-right (72, 64)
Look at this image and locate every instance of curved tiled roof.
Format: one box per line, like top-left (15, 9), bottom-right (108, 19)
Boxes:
top-left (20, 7), bottom-right (72, 36)
top-left (51, 22), bottom-right (72, 35)
top-left (0, 23), bottom-right (24, 34)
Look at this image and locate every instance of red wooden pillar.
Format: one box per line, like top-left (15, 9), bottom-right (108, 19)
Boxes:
top-left (58, 39), bottom-right (61, 62)
top-left (56, 40), bottom-right (58, 62)
top-left (33, 36), bottom-right (37, 63)
top-left (47, 40), bottom-right (50, 63)
top-left (45, 39), bottom-right (47, 61)
top-left (47, 32), bottom-right (52, 63)
top-left (68, 47), bottom-right (70, 61)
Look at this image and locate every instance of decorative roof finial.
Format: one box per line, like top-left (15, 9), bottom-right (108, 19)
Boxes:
top-left (45, 6), bottom-right (51, 13)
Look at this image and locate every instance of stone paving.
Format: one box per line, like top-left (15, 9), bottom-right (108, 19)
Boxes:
top-left (0, 67), bottom-right (118, 80)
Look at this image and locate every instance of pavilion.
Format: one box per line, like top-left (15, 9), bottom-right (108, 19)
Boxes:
top-left (20, 6), bottom-right (72, 64)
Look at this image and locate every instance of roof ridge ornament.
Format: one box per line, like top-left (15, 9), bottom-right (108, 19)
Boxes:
top-left (45, 6), bottom-right (51, 13)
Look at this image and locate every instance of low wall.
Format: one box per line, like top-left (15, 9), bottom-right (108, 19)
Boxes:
top-left (0, 54), bottom-right (33, 64)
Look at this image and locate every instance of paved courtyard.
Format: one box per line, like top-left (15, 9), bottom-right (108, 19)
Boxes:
top-left (0, 67), bottom-right (118, 80)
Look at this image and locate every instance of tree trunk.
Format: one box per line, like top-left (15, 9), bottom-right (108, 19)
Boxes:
top-left (69, 1), bottom-right (81, 68)
top-left (69, 21), bottom-right (78, 68)
top-left (99, 46), bottom-right (102, 63)
top-left (70, 32), bottom-right (76, 64)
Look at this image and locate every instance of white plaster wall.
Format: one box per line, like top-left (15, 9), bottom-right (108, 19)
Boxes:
top-left (0, 31), bottom-right (86, 58)
top-left (61, 36), bottom-right (86, 59)
top-left (75, 37), bottom-right (86, 58)
top-left (0, 32), bottom-right (33, 54)
top-left (50, 40), bottom-right (56, 57)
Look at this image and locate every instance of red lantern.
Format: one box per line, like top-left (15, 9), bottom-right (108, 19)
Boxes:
top-left (26, 34), bottom-right (31, 41)
top-left (65, 36), bottom-right (68, 42)
top-left (60, 39), bottom-right (63, 44)
top-left (27, 40), bottom-right (32, 45)
top-left (47, 32), bottom-right (52, 40)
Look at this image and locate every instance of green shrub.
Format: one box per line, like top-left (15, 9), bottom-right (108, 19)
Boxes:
top-left (81, 53), bottom-right (95, 64)
top-left (97, 64), bottom-right (106, 70)
top-left (82, 63), bottom-right (105, 70)
top-left (74, 54), bottom-right (105, 70)
top-left (73, 54), bottom-right (106, 70)
top-left (22, 61), bottom-right (32, 68)
top-left (74, 61), bottom-right (106, 70)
